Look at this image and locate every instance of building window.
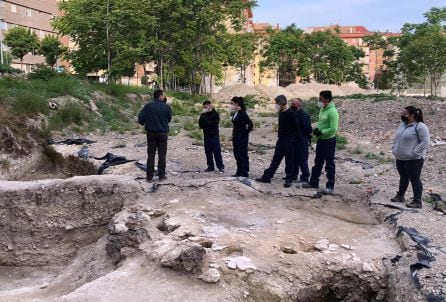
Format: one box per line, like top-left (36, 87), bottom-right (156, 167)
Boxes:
top-left (0, 21), bottom-right (6, 30)
top-left (0, 1), bottom-right (5, 8)
top-left (25, 8), bottom-right (32, 17)
top-left (11, 4), bottom-right (17, 13)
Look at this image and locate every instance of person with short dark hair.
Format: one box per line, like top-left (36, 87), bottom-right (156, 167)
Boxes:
top-left (199, 100), bottom-right (225, 173)
top-left (138, 89), bottom-right (172, 181)
top-left (256, 95), bottom-right (300, 188)
top-left (290, 98), bottom-right (312, 184)
top-left (231, 96), bottom-right (253, 177)
top-left (391, 106), bottom-right (430, 208)
top-left (302, 90), bottom-right (339, 194)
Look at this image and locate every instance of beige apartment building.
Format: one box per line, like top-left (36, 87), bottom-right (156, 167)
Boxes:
top-left (0, 0), bottom-right (61, 72)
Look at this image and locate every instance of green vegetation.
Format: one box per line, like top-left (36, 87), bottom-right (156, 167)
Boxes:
top-left (261, 25), bottom-right (367, 87)
top-left (338, 93), bottom-right (397, 101)
top-left (0, 159), bottom-right (11, 171)
top-left (3, 27), bottom-right (39, 71)
top-left (336, 135), bottom-right (348, 150)
top-left (53, 0), bottom-right (256, 92)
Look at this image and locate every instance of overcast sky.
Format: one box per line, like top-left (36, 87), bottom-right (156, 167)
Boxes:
top-left (252, 0), bottom-right (445, 32)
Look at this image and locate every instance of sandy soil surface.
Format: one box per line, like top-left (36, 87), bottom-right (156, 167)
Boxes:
top-left (1, 96), bottom-right (446, 301)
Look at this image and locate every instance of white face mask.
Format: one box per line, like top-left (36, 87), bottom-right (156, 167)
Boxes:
top-left (318, 101), bottom-right (325, 108)
top-left (275, 104), bottom-right (281, 112)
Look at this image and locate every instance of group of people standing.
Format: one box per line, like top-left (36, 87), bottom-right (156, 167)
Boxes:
top-left (138, 89), bottom-right (430, 209)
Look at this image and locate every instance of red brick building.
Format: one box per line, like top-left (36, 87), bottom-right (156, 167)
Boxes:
top-left (305, 25), bottom-right (399, 82)
top-left (0, 0), bottom-right (64, 72)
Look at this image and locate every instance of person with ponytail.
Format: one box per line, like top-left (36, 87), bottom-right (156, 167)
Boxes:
top-left (391, 106), bottom-right (430, 208)
top-left (230, 96), bottom-right (253, 177)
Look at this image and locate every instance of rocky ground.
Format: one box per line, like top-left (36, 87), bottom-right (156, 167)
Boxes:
top-left (1, 96), bottom-right (446, 301)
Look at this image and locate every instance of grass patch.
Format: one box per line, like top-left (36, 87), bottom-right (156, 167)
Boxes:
top-left (302, 100), bottom-right (319, 122)
top-left (336, 134), bottom-right (348, 150)
top-left (12, 90), bottom-right (48, 115)
top-left (187, 129), bottom-right (203, 140)
top-left (257, 112), bottom-right (277, 117)
top-left (183, 120), bottom-right (199, 131)
top-left (351, 146), bottom-right (363, 154)
top-left (0, 159), bottom-right (11, 171)
top-left (338, 93), bottom-right (397, 102)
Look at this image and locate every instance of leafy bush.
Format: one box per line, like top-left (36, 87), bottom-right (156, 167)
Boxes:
top-left (302, 100), bottom-right (319, 122)
top-left (336, 134), bottom-right (348, 150)
top-left (187, 129), bottom-right (203, 140)
top-left (48, 103), bottom-right (85, 130)
top-left (183, 119), bottom-right (198, 131)
top-left (28, 65), bottom-right (58, 81)
top-left (12, 90), bottom-right (48, 115)
top-left (0, 63), bottom-right (21, 75)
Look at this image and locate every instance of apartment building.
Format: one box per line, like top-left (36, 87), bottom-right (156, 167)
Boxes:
top-left (305, 25), bottom-right (399, 82)
top-left (0, 0), bottom-right (61, 72)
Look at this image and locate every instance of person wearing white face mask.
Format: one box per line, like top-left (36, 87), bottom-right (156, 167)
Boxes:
top-left (199, 100), bottom-right (225, 173)
top-left (256, 95), bottom-right (300, 188)
top-left (302, 90), bottom-right (339, 194)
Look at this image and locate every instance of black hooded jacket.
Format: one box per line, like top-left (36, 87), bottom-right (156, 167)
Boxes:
top-left (199, 109), bottom-right (220, 137)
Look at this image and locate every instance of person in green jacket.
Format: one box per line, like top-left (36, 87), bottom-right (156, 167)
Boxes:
top-left (302, 90), bottom-right (339, 194)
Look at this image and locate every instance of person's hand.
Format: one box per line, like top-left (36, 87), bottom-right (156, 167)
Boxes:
top-left (313, 128), bottom-right (322, 137)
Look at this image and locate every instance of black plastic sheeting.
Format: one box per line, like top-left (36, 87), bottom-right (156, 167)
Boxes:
top-left (398, 226), bottom-right (431, 246)
top-left (427, 294), bottom-right (445, 302)
top-left (94, 153), bottom-right (136, 174)
top-left (47, 138), bottom-right (97, 145)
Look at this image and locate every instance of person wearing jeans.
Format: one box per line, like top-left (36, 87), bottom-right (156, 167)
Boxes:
top-left (391, 106), bottom-right (430, 208)
top-left (199, 100), bottom-right (224, 173)
top-left (138, 89), bottom-right (172, 181)
top-left (302, 90), bottom-right (339, 194)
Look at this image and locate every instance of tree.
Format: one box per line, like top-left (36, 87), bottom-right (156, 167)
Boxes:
top-left (3, 27), bottom-right (39, 71)
top-left (261, 26), bottom-right (366, 87)
top-left (39, 36), bottom-right (66, 68)
top-left (54, 0), bottom-right (256, 92)
top-left (363, 32), bottom-right (387, 91)
top-left (225, 32), bottom-right (258, 83)
top-left (397, 7), bottom-right (446, 96)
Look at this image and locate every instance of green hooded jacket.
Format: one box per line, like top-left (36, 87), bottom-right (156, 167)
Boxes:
top-left (317, 102), bottom-right (339, 139)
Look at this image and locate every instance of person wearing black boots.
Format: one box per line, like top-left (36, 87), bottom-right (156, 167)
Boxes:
top-left (256, 95), bottom-right (300, 188)
top-left (199, 100), bottom-right (225, 173)
top-left (231, 96), bottom-right (253, 177)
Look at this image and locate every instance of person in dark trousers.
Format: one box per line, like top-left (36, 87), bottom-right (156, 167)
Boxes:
top-left (138, 89), bottom-right (172, 181)
top-left (290, 98), bottom-right (312, 184)
top-left (256, 95), bottom-right (300, 188)
top-left (391, 106), bottom-right (430, 208)
top-left (302, 90), bottom-right (339, 194)
top-left (199, 100), bottom-right (225, 173)
top-left (231, 96), bottom-right (253, 177)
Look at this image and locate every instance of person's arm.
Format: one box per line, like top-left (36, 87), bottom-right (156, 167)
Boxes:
top-left (413, 123), bottom-right (430, 156)
top-left (167, 105), bottom-right (172, 123)
top-left (138, 105), bottom-right (146, 126)
top-left (245, 112), bottom-right (254, 132)
top-left (304, 113), bottom-right (313, 142)
top-left (198, 113), bottom-right (207, 129)
top-left (321, 109), bottom-right (339, 137)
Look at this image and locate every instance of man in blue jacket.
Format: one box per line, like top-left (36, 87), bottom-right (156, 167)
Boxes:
top-left (138, 89), bottom-right (172, 181)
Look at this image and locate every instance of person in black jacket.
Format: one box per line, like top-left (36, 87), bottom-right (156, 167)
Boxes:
top-left (256, 95), bottom-right (300, 188)
top-left (291, 98), bottom-right (312, 184)
top-left (138, 89), bottom-right (172, 181)
top-left (199, 100), bottom-right (225, 173)
top-left (231, 96), bottom-right (253, 177)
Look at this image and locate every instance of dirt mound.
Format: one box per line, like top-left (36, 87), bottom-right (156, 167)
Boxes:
top-left (212, 83), bottom-right (371, 103)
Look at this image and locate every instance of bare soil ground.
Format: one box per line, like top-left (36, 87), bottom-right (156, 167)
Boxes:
top-left (1, 96), bottom-right (446, 301)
